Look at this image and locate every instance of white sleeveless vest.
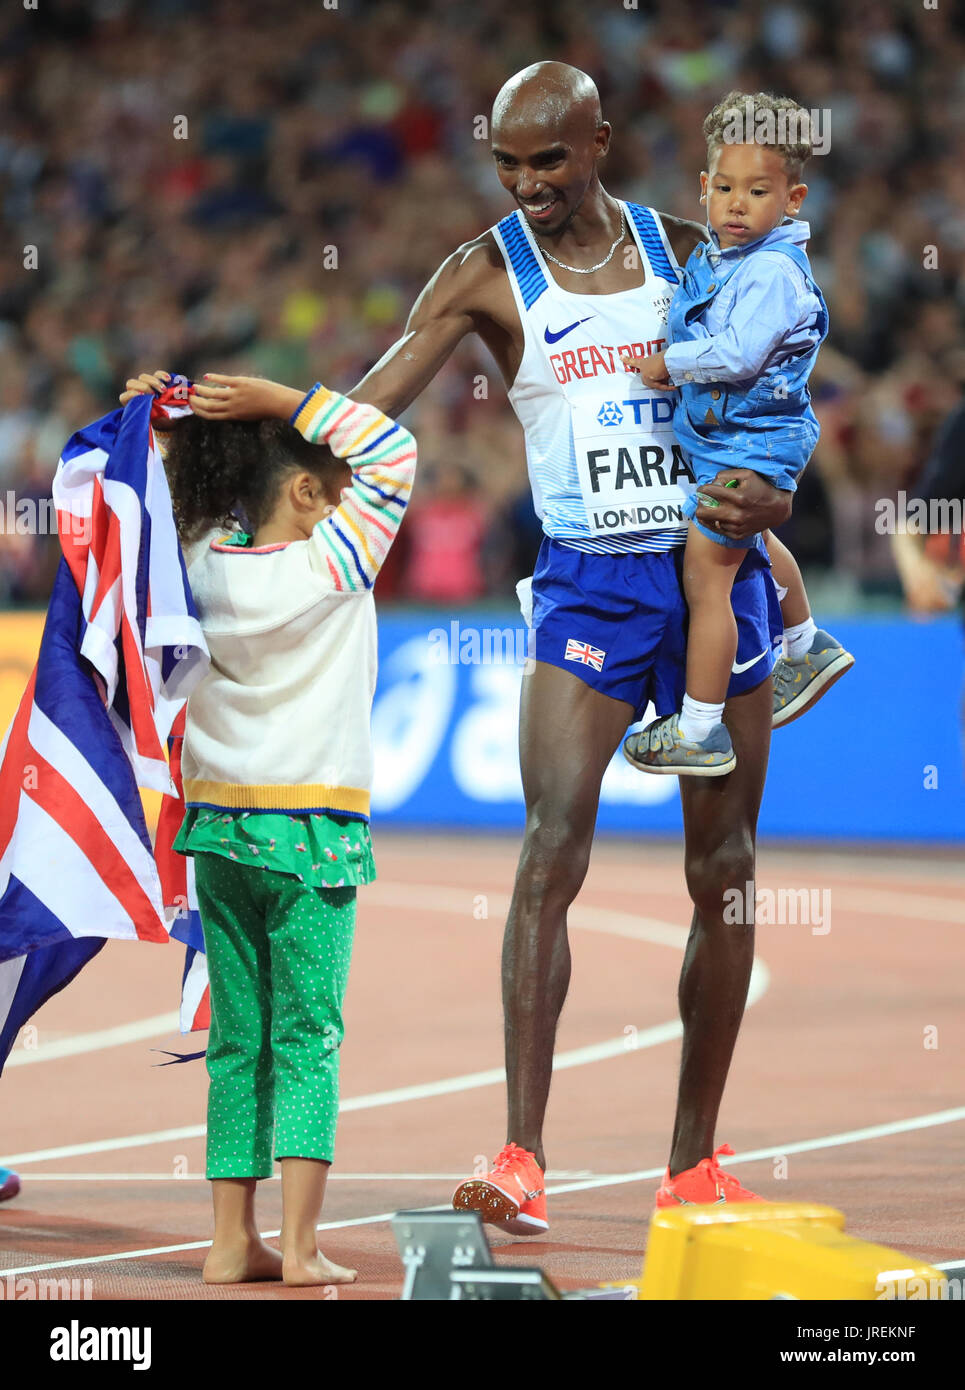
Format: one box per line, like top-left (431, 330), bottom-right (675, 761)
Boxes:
top-left (492, 201), bottom-right (696, 554)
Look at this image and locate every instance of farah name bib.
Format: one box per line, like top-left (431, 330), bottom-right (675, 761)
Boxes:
top-left (571, 391), bottom-right (696, 537)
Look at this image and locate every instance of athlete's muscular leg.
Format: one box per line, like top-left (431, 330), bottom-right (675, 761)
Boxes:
top-left (669, 675), bottom-right (772, 1176)
top-left (504, 661), bottom-right (633, 1172)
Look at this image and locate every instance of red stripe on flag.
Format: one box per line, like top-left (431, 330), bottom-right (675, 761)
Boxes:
top-left (119, 612), bottom-right (162, 763)
top-left (29, 745), bottom-right (168, 944)
top-left (58, 511), bottom-right (90, 593)
top-left (155, 706), bottom-right (187, 907)
top-left (0, 666), bottom-right (37, 860)
top-left (193, 986), bottom-right (210, 1032)
top-left (87, 481), bottom-right (123, 623)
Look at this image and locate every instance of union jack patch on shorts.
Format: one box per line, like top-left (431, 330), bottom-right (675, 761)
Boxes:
top-left (564, 637), bottom-right (606, 672)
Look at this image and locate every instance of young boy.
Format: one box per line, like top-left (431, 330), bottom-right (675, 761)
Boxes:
top-left (622, 90), bottom-right (853, 776)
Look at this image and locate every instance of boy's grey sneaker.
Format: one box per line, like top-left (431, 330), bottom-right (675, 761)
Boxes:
top-left (623, 713), bottom-right (736, 777)
top-left (772, 629), bottom-right (855, 728)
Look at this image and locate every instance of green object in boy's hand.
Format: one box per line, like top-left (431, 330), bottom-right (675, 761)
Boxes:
top-left (695, 477), bottom-right (740, 509)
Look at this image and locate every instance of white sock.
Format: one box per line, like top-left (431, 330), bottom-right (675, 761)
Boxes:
top-left (783, 617), bottom-right (817, 662)
top-left (679, 693), bottom-right (725, 742)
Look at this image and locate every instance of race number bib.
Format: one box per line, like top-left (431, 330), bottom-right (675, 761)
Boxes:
top-left (572, 393), bottom-right (696, 536)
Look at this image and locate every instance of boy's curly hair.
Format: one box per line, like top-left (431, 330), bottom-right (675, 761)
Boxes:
top-left (160, 415), bottom-right (345, 543)
top-left (703, 90), bottom-right (813, 182)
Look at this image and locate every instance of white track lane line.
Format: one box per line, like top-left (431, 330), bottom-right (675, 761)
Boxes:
top-left (0, 1213), bottom-right (398, 1276)
top-left (541, 1104), bottom-right (965, 1196)
top-left (8, 875), bottom-right (956, 1068)
top-left (11, 1170), bottom-right (596, 1182)
top-left (3, 1106), bottom-right (964, 1278)
top-left (0, 1020), bottom-right (701, 1167)
top-left (2, 883), bottom-right (753, 1069)
top-left (3, 1126), bottom-right (204, 1167)
top-left (2, 889), bottom-right (769, 1167)
top-left (5, 1012), bottom-right (181, 1068)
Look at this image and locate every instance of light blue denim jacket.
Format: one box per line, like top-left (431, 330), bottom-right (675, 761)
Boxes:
top-left (664, 219), bottom-right (828, 495)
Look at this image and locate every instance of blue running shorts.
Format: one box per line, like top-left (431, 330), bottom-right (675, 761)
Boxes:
top-left (527, 537), bottom-right (782, 721)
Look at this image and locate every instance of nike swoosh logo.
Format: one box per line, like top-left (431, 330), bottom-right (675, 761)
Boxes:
top-left (732, 649), bottom-right (769, 674)
top-left (543, 316), bottom-right (595, 344)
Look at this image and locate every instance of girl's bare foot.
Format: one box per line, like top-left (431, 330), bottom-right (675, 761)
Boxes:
top-left (202, 1236), bottom-right (284, 1284)
top-left (282, 1248), bottom-right (358, 1287)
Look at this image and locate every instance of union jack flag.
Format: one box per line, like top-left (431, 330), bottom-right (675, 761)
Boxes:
top-left (0, 381), bottom-right (210, 1072)
top-left (156, 707), bottom-right (210, 1033)
top-left (564, 637), bottom-right (606, 672)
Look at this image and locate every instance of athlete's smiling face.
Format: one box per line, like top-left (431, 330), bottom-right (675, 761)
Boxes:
top-left (701, 143), bottom-right (807, 249)
top-left (491, 106), bottom-right (610, 235)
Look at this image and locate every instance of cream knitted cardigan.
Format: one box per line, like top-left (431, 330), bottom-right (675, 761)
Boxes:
top-left (180, 384), bottom-right (416, 820)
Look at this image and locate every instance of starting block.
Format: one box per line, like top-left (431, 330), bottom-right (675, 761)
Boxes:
top-left (628, 1202), bottom-right (944, 1300)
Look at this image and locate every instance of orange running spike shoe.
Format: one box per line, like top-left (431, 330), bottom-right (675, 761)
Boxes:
top-left (655, 1143), bottom-right (763, 1208)
top-left (452, 1142), bottom-right (548, 1236)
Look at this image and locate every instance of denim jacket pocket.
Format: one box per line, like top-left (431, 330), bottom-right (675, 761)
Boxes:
top-left (686, 387), bottom-right (730, 435)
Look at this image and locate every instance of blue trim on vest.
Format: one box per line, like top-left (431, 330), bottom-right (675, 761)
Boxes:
top-left (497, 213), bottom-right (548, 310)
top-left (626, 204), bottom-right (679, 285)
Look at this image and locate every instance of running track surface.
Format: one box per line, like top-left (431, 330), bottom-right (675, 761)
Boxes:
top-left (1, 834), bottom-right (962, 1300)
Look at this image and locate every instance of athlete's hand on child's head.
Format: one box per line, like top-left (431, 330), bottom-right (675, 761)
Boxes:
top-left (119, 371), bottom-right (172, 405)
top-left (619, 349), bottom-right (674, 390)
top-left (190, 374), bottom-right (305, 422)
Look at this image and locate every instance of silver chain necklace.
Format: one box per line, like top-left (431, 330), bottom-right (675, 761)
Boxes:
top-left (540, 209), bottom-right (627, 274)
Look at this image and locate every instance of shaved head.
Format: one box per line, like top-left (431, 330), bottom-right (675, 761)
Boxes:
top-left (490, 61), bottom-right (612, 237)
top-left (492, 61), bottom-right (602, 141)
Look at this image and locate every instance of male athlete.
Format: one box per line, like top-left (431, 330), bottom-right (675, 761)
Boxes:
top-left (191, 63), bottom-right (793, 1228)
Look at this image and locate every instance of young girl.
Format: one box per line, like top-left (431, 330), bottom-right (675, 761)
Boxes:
top-left (622, 91), bottom-right (853, 776)
top-left (121, 369), bottom-right (415, 1286)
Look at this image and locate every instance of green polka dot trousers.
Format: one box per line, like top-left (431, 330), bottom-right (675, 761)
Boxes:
top-left (194, 853), bottom-right (357, 1179)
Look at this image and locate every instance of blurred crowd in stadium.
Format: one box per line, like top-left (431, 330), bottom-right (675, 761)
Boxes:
top-left (0, 0), bottom-right (962, 606)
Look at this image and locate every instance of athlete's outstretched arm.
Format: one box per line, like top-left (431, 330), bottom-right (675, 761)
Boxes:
top-left (348, 241), bottom-right (500, 416)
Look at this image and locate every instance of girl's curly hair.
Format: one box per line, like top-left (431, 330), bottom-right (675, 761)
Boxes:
top-left (160, 414), bottom-right (345, 543)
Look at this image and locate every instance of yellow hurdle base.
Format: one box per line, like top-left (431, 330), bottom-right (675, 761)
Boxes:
top-left (615, 1202), bottom-right (942, 1300)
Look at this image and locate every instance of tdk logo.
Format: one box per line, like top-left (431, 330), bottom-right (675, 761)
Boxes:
top-left (597, 401), bottom-right (624, 427)
top-left (621, 397), bottom-right (675, 425)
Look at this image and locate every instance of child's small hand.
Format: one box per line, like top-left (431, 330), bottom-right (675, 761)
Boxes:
top-left (190, 374), bottom-right (306, 422)
top-left (119, 371), bottom-right (172, 405)
top-left (620, 349), bottom-right (675, 391)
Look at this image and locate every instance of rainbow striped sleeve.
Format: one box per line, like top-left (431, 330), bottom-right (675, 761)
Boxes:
top-left (291, 384), bottom-right (416, 592)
